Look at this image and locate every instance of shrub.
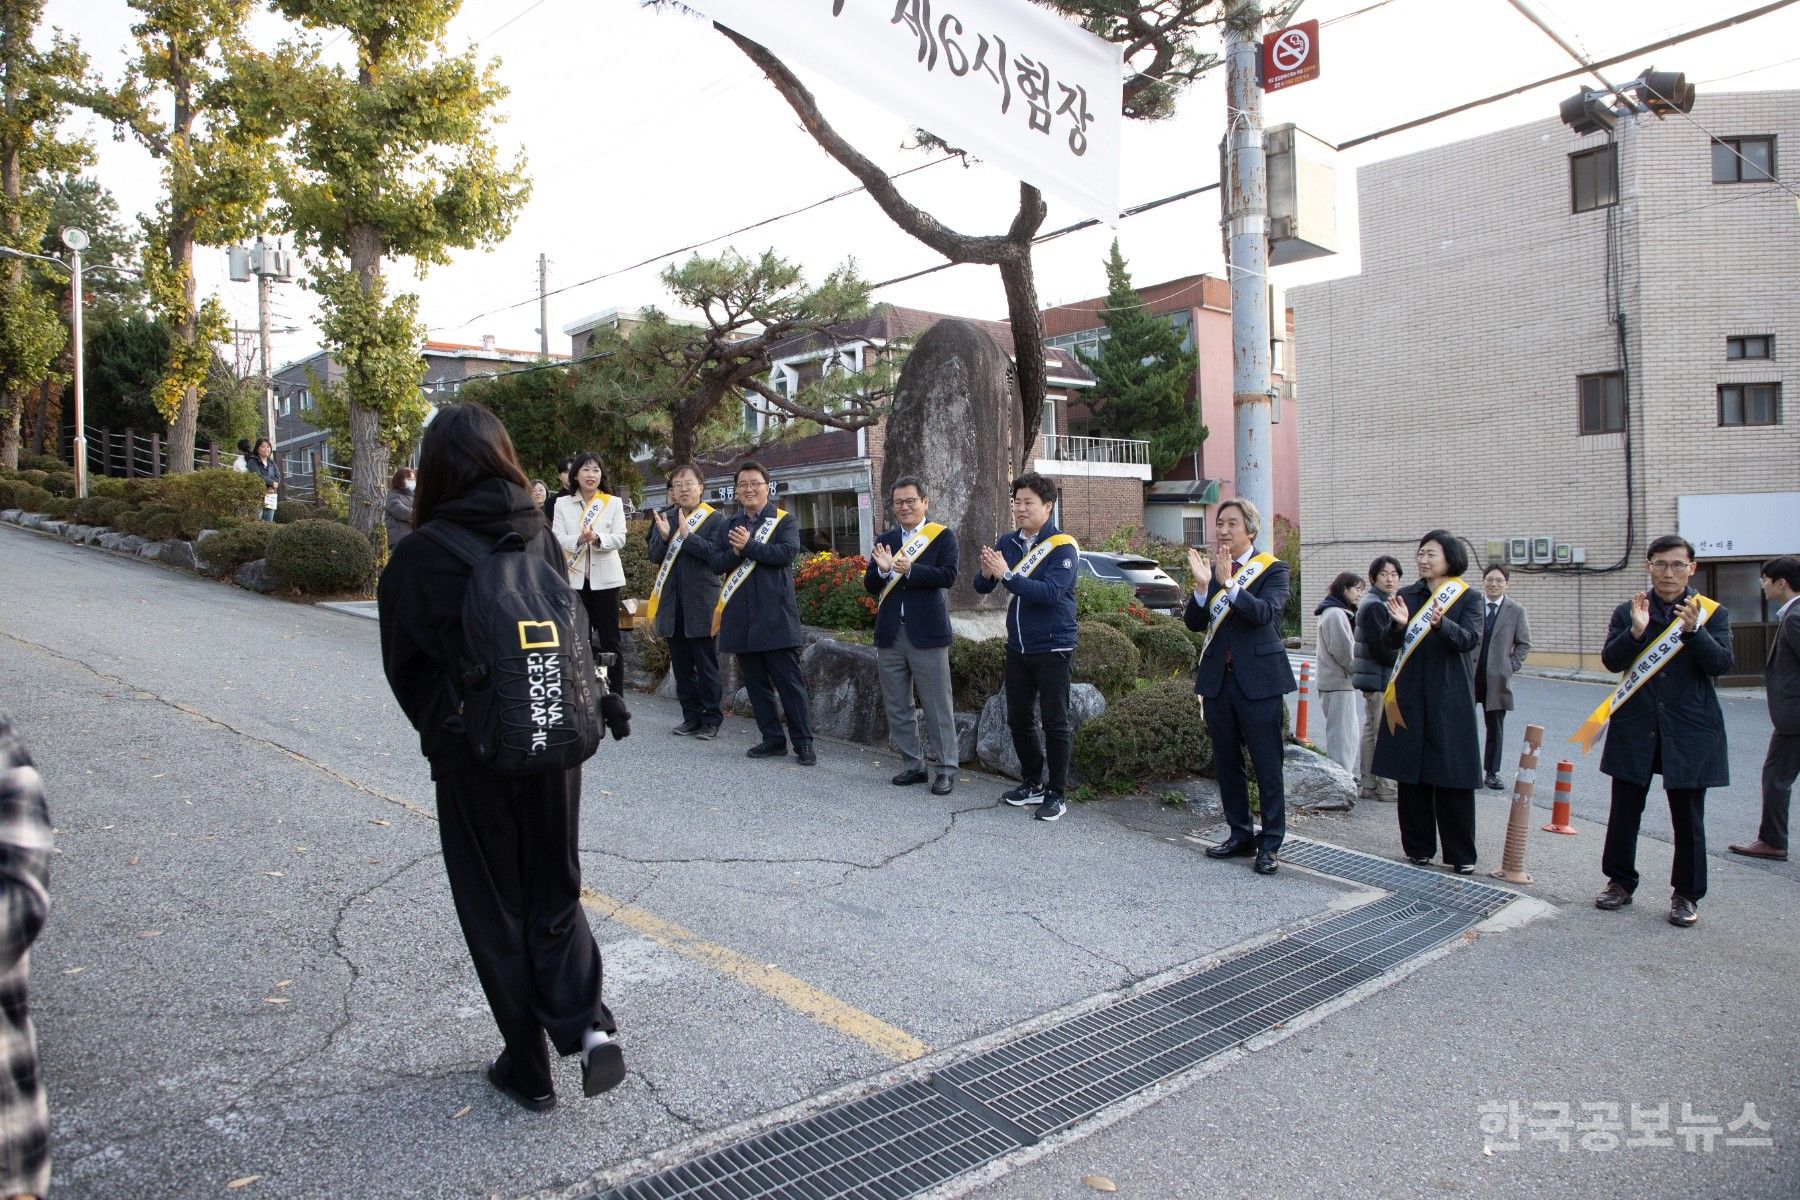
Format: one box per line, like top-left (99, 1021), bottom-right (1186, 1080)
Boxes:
top-left (120, 478), bottom-right (162, 504)
top-left (117, 504), bottom-right (177, 538)
top-left (1131, 621), bottom-right (1198, 680)
top-left (632, 626), bottom-right (669, 682)
top-left (11, 485), bottom-right (52, 512)
top-left (1073, 621), bottom-right (1140, 700)
top-left (1074, 572), bottom-right (1141, 620)
top-left (314, 472), bottom-right (350, 522)
top-left (1089, 611), bottom-right (1144, 637)
top-left (88, 476), bottom-right (126, 499)
top-left (18, 453), bottom-right (64, 472)
top-left (949, 636), bottom-right (1008, 709)
top-left (42, 471), bottom-right (76, 497)
top-left (158, 468), bottom-right (265, 527)
top-left (274, 499), bottom-right (328, 524)
top-left (16, 469), bottom-right (48, 488)
top-left (619, 518), bottom-right (657, 598)
top-left (136, 510), bottom-right (182, 542)
top-left (1073, 680), bottom-right (1211, 793)
top-left (40, 496), bottom-right (76, 519)
top-left (71, 497), bottom-right (129, 527)
top-left (266, 519), bottom-right (375, 593)
top-left (197, 522), bottom-right (276, 574)
top-left (0, 480), bottom-right (16, 508)
top-left (793, 551), bottom-right (876, 630)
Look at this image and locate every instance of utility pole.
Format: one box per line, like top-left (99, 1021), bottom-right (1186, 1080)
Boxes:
top-left (230, 237), bottom-right (293, 446)
top-left (258, 265), bottom-right (276, 445)
top-left (1224, 0), bottom-right (1275, 552)
top-left (538, 252), bottom-right (550, 358)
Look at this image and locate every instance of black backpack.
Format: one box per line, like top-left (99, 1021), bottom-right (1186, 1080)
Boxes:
top-left (419, 520), bottom-right (602, 775)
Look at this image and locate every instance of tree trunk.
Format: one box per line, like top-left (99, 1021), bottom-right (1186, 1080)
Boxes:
top-left (345, 223), bottom-right (390, 541)
top-left (1, 140), bottom-right (22, 470)
top-left (1001, 184), bottom-right (1049, 468)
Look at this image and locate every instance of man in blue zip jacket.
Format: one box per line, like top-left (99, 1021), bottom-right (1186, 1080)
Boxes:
top-left (975, 472), bottom-right (1079, 822)
top-left (864, 475), bottom-right (961, 795)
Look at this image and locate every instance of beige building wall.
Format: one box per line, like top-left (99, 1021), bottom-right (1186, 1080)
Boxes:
top-left (1292, 90), bottom-right (1800, 673)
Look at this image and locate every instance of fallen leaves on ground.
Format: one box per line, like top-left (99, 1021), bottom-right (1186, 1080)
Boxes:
top-left (451, 1105), bottom-right (472, 1120)
top-left (1083, 1176), bottom-right (1117, 1193)
top-left (226, 1176), bottom-right (261, 1190)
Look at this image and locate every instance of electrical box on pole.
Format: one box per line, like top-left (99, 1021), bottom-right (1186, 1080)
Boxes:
top-left (1266, 124), bottom-right (1339, 265)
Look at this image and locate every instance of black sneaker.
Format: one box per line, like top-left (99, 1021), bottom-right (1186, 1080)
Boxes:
top-left (794, 743), bottom-right (817, 766)
top-left (1000, 782), bottom-right (1045, 807)
top-left (1035, 792), bottom-right (1067, 822)
top-left (672, 720), bottom-right (703, 736)
top-left (693, 724), bottom-right (720, 740)
top-left (746, 740), bottom-right (787, 759)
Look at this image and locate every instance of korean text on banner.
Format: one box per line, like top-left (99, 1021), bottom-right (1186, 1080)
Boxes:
top-left (685, 0), bottom-right (1123, 225)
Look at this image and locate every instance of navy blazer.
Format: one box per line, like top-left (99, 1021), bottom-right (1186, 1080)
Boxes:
top-left (862, 525), bottom-right (959, 650)
top-left (971, 523), bottom-right (1079, 654)
top-left (646, 505), bottom-right (724, 641)
top-left (1598, 588), bottom-right (1732, 790)
top-left (707, 503), bottom-right (804, 654)
top-left (1184, 557), bottom-right (1297, 701)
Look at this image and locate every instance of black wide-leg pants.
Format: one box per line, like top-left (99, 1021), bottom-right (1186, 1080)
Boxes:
top-left (435, 762), bottom-right (616, 1097)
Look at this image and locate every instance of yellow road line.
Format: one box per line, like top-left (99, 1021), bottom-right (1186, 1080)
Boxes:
top-left (583, 889), bottom-right (931, 1063)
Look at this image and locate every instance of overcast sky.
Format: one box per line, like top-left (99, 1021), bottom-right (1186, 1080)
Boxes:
top-left (41, 0), bottom-right (1800, 374)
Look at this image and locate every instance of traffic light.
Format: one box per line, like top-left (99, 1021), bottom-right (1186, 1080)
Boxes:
top-left (1637, 67), bottom-right (1695, 118)
top-left (1559, 90), bottom-right (1619, 137)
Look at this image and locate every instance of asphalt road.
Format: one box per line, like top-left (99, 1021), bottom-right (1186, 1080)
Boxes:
top-left (3, 522), bottom-right (1794, 1200)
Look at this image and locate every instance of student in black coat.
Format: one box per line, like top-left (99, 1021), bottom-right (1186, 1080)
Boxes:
top-left (1594, 534), bottom-right (1733, 928)
top-left (377, 405), bottom-right (623, 1112)
top-left (1368, 530), bottom-right (1484, 873)
top-left (708, 460), bottom-right (816, 764)
top-left (646, 462), bottom-right (725, 737)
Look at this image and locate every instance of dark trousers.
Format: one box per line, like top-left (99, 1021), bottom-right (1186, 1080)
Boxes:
top-left (1483, 709), bottom-right (1507, 775)
top-left (578, 585), bottom-right (623, 695)
top-left (1603, 777), bottom-right (1708, 902)
top-left (1004, 649), bottom-right (1072, 794)
top-left (1204, 669), bottom-right (1287, 851)
top-left (435, 763), bottom-right (615, 1098)
top-left (1397, 782), bottom-right (1477, 866)
top-left (1759, 732), bottom-right (1798, 851)
top-left (668, 633), bottom-right (722, 728)
top-left (739, 647), bottom-right (813, 747)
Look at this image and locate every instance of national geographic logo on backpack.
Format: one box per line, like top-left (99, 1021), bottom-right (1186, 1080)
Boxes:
top-left (518, 620), bottom-right (560, 650)
top-left (525, 651), bottom-right (566, 754)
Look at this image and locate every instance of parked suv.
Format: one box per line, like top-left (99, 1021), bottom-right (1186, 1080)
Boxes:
top-left (1078, 551), bottom-right (1185, 614)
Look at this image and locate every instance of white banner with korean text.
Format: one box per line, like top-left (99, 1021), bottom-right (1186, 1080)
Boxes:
top-left (685, 0), bottom-right (1123, 224)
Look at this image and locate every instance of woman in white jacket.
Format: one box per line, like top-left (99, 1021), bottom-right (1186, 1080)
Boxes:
top-left (554, 451), bottom-right (628, 695)
top-left (1314, 570), bottom-right (1366, 777)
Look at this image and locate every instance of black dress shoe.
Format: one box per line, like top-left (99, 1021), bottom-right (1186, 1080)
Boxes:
top-left (1254, 849), bottom-right (1278, 875)
top-left (581, 1039), bottom-right (626, 1098)
top-left (487, 1053), bottom-right (555, 1112)
top-left (891, 768), bottom-right (929, 786)
top-left (930, 776), bottom-right (954, 796)
top-left (746, 740), bottom-right (787, 758)
top-left (672, 719), bottom-right (703, 736)
top-left (1483, 772), bottom-right (1504, 790)
top-left (1205, 837), bottom-right (1257, 860)
top-left (794, 743), bottom-right (817, 766)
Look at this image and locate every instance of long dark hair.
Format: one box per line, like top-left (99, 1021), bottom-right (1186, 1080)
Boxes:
top-left (411, 405), bottom-right (529, 528)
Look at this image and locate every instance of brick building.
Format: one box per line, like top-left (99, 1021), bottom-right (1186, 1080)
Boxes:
top-left (1291, 90), bottom-right (1799, 681)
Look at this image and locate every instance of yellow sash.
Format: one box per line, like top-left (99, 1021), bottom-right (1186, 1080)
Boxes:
top-left (1569, 594), bottom-right (1720, 754)
top-left (1012, 532), bottom-right (1078, 578)
top-left (876, 522), bottom-right (946, 609)
top-left (644, 503), bottom-right (714, 626)
top-left (1382, 577), bottom-right (1470, 733)
top-left (1196, 551), bottom-right (1279, 668)
top-left (711, 509), bottom-right (788, 636)
top-left (564, 491), bottom-right (613, 571)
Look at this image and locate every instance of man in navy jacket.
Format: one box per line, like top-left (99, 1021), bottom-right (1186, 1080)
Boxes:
top-left (865, 475), bottom-right (961, 795)
top-left (709, 461), bottom-right (816, 765)
top-left (1186, 497), bottom-right (1295, 875)
top-left (975, 473), bottom-right (1079, 823)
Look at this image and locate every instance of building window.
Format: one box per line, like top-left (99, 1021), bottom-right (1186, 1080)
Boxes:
top-left (1570, 144), bottom-right (1618, 213)
top-left (297, 387), bottom-right (313, 411)
top-left (1577, 372), bottom-right (1625, 434)
top-left (1711, 136), bottom-right (1775, 184)
top-left (1718, 383), bottom-right (1781, 427)
top-left (1726, 335), bottom-right (1772, 360)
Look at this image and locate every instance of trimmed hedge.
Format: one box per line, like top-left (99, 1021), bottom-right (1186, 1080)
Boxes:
top-left (88, 476), bottom-right (126, 499)
top-left (1072, 681), bottom-right (1211, 793)
top-left (11, 485), bottom-right (52, 512)
top-left (71, 496), bottom-right (129, 526)
top-left (16, 470), bottom-right (48, 488)
top-left (17, 454), bottom-right (64, 473)
top-left (0, 480), bottom-right (17, 508)
top-left (274, 500), bottom-right (330, 525)
top-left (949, 636), bottom-right (1007, 709)
top-left (40, 497), bottom-right (75, 519)
top-left (158, 469), bottom-right (265, 527)
top-left (1130, 621), bottom-right (1198, 680)
top-left (1072, 621), bottom-right (1141, 701)
top-left (1089, 611), bottom-right (1144, 636)
top-left (197, 523), bottom-right (276, 574)
top-left (266, 519), bottom-right (375, 593)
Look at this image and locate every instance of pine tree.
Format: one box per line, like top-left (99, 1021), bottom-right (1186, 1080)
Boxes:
top-left (1075, 240), bottom-right (1204, 476)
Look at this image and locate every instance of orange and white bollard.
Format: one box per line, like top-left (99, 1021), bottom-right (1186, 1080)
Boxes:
top-left (1542, 760), bottom-right (1579, 834)
top-left (1491, 724), bottom-right (1545, 885)
top-left (1295, 659), bottom-right (1311, 742)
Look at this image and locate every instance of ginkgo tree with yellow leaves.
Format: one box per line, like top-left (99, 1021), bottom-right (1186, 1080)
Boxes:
top-left (249, 0), bottom-right (529, 545)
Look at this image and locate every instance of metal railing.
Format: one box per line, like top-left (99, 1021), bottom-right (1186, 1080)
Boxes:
top-left (1038, 432), bottom-right (1152, 465)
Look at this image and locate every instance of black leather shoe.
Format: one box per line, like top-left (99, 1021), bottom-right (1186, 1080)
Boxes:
top-left (746, 740), bottom-right (787, 759)
top-left (891, 768), bottom-right (929, 786)
top-left (930, 776), bottom-right (954, 796)
top-left (794, 743), bottom-right (818, 766)
top-left (1483, 772), bottom-right (1504, 790)
top-left (1254, 849), bottom-right (1278, 875)
top-left (1205, 837), bottom-right (1257, 859)
top-left (487, 1053), bottom-right (555, 1112)
top-left (1594, 881), bottom-right (1632, 910)
top-left (672, 720), bottom-right (703, 736)
top-left (581, 1039), bottom-right (626, 1098)
top-left (1668, 894), bottom-right (1699, 928)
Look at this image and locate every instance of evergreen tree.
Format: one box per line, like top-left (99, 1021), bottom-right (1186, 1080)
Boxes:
top-left (1075, 240), bottom-right (1203, 476)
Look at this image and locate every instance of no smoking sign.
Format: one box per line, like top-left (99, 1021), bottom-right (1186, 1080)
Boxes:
top-left (1261, 19), bottom-right (1320, 93)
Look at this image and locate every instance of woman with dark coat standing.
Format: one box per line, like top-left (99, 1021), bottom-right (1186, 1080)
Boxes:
top-left (377, 405), bottom-right (623, 1112)
top-left (1368, 530), bottom-right (1484, 872)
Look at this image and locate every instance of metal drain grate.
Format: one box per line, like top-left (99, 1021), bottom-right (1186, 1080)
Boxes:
top-left (592, 847), bottom-right (1517, 1200)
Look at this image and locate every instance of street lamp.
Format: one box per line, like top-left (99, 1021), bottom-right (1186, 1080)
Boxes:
top-left (0, 227), bottom-right (139, 498)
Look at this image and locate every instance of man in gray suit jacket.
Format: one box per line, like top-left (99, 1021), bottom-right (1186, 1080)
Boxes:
top-left (1731, 555), bottom-right (1800, 862)
top-left (1475, 565), bottom-right (1532, 789)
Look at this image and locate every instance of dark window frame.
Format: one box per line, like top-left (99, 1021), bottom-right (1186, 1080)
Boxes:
top-left (1726, 335), bottom-right (1773, 361)
top-left (1570, 144), bottom-right (1619, 213)
top-left (1711, 135), bottom-right (1777, 184)
top-left (1718, 382), bottom-right (1782, 428)
top-left (1577, 371), bottom-right (1626, 435)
